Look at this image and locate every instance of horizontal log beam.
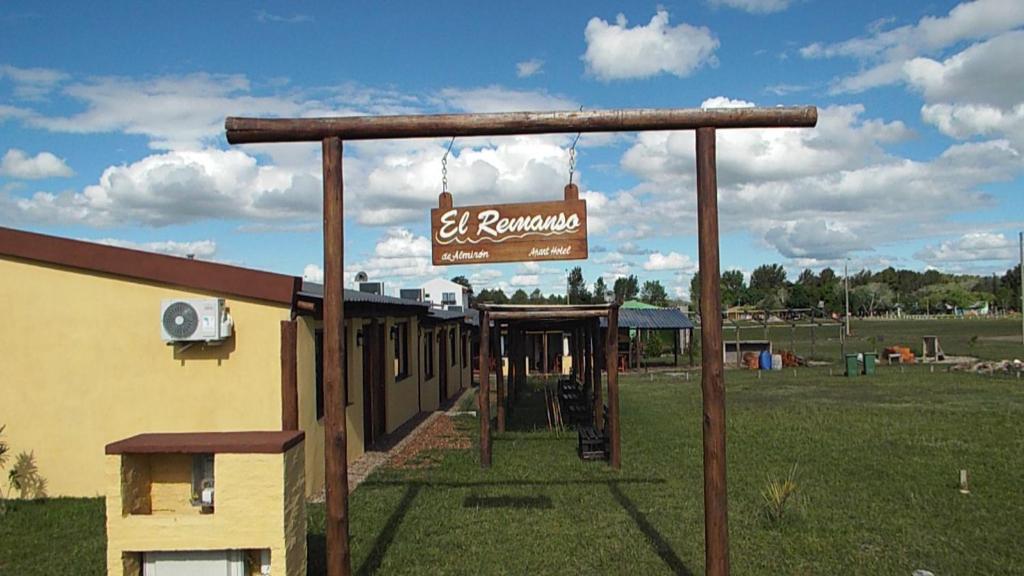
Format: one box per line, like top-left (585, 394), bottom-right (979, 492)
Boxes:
top-left (226, 107), bottom-right (817, 143)
top-left (487, 309), bottom-right (611, 321)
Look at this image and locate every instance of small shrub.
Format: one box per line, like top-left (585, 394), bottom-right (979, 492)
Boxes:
top-left (9, 451), bottom-right (47, 500)
top-left (0, 425), bottom-right (48, 509)
top-left (762, 464), bottom-right (800, 523)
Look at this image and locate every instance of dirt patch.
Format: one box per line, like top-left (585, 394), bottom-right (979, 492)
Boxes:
top-left (388, 414), bottom-right (471, 470)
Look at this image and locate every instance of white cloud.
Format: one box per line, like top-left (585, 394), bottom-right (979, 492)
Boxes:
top-left (303, 264), bottom-right (324, 283)
top-left (0, 64), bottom-right (68, 99)
top-left (0, 149), bottom-right (74, 179)
top-left (90, 237), bottom-right (217, 259)
top-left (643, 251), bottom-right (697, 272)
top-left (509, 274), bottom-right (540, 287)
top-left (582, 10), bottom-right (719, 81)
top-left (439, 86), bottom-right (575, 113)
top-left (5, 148), bottom-right (321, 227)
top-left (915, 232), bottom-right (1017, 263)
top-left (903, 31), bottom-right (1024, 147)
top-left (254, 10), bottom-right (310, 24)
top-left (903, 30), bottom-right (1024, 109)
top-left (610, 97), bottom-right (1023, 263)
top-left (344, 228), bottom-right (435, 287)
top-left (708, 0), bottom-right (791, 14)
top-left (28, 73), bottom-right (311, 150)
top-left (801, 0), bottom-right (1024, 94)
top-left (516, 59), bottom-right (545, 78)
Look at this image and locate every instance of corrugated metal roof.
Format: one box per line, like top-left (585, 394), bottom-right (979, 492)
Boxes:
top-left (299, 281), bottom-right (429, 308)
top-left (601, 308), bottom-right (694, 330)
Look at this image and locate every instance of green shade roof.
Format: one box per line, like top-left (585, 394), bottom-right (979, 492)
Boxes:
top-left (621, 299), bottom-right (660, 309)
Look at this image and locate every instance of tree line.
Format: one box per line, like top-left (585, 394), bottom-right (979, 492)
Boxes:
top-left (455, 260), bottom-right (1022, 315)
top-left (455, 268), bottom-right (673, 307)
top-left (690, 263), bottom-right (1022, 315)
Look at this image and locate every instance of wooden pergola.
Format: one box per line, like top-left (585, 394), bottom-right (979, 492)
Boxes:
top-left (224, 105), bottom-right (817, 576)
top-left (476, 303), bottom-right (621, 467)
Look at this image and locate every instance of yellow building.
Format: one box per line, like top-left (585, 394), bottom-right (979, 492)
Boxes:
top-left (105, 430), bottom-right (306, 576)
top-left (0, 227), bottom-right (474, 498)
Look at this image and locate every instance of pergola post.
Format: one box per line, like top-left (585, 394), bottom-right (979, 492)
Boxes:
top-left (479, 311), bottom-right (492, 468)
top-left (606, 304), bottom-right (621, 470)
top-left (322, 137), bottom-right (351, 576)
top-left (696, 127), bottom-right (730, 576)
top-left (496, 322), bottom-right (506, 433)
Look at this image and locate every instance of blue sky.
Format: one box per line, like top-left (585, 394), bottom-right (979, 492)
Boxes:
top-left (1, 0), bottom-right (1022, 299)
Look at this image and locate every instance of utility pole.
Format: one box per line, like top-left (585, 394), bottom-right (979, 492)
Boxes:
top-left (566, 268), bottom-right (571, 305)
top-left (844, 258), bottom-right (851, 336)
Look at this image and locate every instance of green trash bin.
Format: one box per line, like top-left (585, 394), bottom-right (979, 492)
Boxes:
top-left (862, 352), bottom-right (877, 375)
top-left (844, 354), bottom-right (859, 377)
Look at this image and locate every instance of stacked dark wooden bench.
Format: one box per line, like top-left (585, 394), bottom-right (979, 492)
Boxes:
top-left (577, 405), bottom-right (610, 461)
top-left (557, 377), bottom-right (589, 428)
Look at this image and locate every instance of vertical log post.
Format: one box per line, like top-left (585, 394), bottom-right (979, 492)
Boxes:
top-left (280, 319), bottom-right (299, 431)
top-left (479, 311), bottom-right (492, 468)
top-left (606, 305), bottom-right (621, 470)
top-left (496, 322), bottom-right (506, 433)
top-left (507, 324), bottom-right (516, 408)
top-left (322, 137), bottom-right (351, 576)
top-left (593, 318), bottom-right (604, 430)
top-left (696, 127), bottom-right (730, 576)
top-left (583, 322), bottom-right (593, 399)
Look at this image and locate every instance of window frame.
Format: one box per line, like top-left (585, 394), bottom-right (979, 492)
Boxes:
top-left (393, 321), bottom-right (410, 381)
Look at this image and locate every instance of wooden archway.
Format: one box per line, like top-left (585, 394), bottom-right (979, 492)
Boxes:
top-left (225, 105), bottom-right (817, 576)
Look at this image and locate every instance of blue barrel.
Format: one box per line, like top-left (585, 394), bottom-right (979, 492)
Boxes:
top-left (759, 350), bottom-right (772, 370)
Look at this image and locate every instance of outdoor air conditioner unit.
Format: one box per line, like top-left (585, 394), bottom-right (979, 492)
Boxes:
top-left (359, 281), bottom-right (384, 295)
top-left (400, 288), bottom-right (425, 302)
top-left (160, 298), bottom-right (233, 344)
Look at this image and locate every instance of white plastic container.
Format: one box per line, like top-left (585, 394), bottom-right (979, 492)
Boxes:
top-left (772, 354), bottom-right (783, 370)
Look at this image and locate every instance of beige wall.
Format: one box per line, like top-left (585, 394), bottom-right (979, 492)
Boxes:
top-left (295, 316), bottom-right (366, 497)
top-left (105, 446), bottom-right (306, 576)
top-left (418, 326), bottom-right (440, 413)
top-left (385, 316), bottom-right (421, 433)
top-left (0, 257), bottom-right (289, 497)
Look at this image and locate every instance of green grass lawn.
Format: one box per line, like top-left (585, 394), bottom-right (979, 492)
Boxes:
top-left (677, 316), bottom-right (1024, 364)
top-left (4, 366), bottom-right (1024, 575)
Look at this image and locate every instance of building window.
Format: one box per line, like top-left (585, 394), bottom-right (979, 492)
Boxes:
top-left (442, 292), bottom-right (456, 305)
top-left (450, 328), bottom-right (457, 366)
top-left (423, 330), bottom-right (434, 379)
top-left (190, 454), bottom-right (215, 508)
top-left (393, 321), bottom-right (410, 380)
top-left (315, 327), bottom-right (351, 421)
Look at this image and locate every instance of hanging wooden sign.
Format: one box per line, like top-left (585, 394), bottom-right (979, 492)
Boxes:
top-left (431, 184), bottom-right (588, 265)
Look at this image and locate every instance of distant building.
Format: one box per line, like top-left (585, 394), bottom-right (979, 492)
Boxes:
top-left (421, 277), bottom-right (472, 311)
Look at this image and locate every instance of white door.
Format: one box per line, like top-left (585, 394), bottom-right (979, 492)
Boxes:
top-left (143, 550), bottom-right (245, 576)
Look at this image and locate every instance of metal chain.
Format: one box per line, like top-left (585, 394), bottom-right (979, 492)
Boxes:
top-left (441, 137), bottom-right (455, 194)
top-left (568, 107), bottom-right (583, 185)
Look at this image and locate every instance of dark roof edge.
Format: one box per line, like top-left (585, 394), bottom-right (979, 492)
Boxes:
top-left (0, 226), bottom-right (300, 306)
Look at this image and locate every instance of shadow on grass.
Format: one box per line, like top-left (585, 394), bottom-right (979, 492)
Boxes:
top-left (357, 483), bottom-right (423, 576)
top-left (339, 477), bottom-right (689, 575)
top-left (609, 483), bottom-right (694, 576)
top-left (463, 494), bottom-right (553, 509)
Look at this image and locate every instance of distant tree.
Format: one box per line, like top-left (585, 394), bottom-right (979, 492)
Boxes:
top-left (451, 275), bottom-right (472, 293)
top-left (787, 282), bottom-right (813, 309)
top-left (640, 280), bottom-right (669, 307)
top-left (592, 277), bottom-right (609, 304)
top-left (510, 288), bottom-right (529, 304)
top-left (749, 264), bottom-right (787, 308)
top-left (528, 288), bottom-right (545, 303)
top-left (567, 266), bottom-right (592, 304)
top-left (797, 268), bottom-right (818, 287)
top-left (476, 288), bottom-right (509, 304)
top-left (689, 270), bottom-right (701, 311)
top-left (613, 275), bottom-right (640, 303)
top-left (720, 270), bottom-right (746, 307)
